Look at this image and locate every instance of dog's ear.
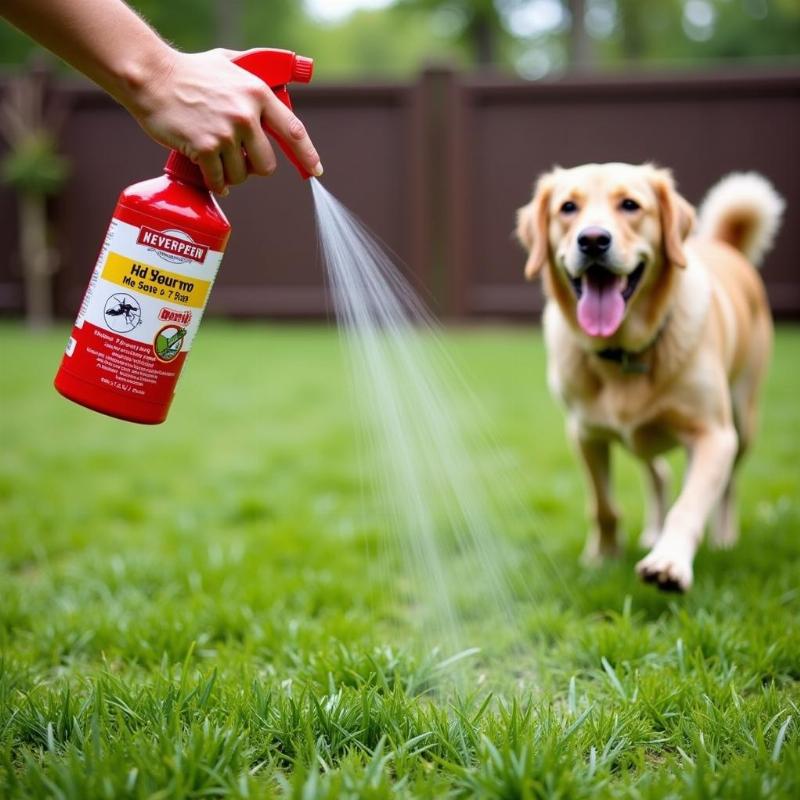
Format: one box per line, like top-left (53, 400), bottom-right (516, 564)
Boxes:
top-left (516, 173), bottom-right (555, 280)
top-left (650, 168), bottom-right (695, 269)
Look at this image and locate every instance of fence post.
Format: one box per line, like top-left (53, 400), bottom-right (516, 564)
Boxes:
top-left (443, 68), bottom-right (469, 319)
top-left (409, 65), bottom-right (460, 317)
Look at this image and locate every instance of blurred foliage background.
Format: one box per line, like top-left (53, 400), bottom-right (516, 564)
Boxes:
top-left (1, 0), bottom-right (798, 79)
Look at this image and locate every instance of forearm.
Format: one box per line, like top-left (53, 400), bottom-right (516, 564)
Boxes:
top-left (0, 0), bottom-right (174, 116)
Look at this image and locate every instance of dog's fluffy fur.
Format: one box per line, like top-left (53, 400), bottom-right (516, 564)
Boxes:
top-left (516, 163), bottom-right (784, 591)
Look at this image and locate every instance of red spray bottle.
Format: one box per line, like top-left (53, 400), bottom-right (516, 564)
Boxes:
top-left (54, 48), bottom-right (314, 424)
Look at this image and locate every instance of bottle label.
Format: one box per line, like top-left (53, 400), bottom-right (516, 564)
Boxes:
top-left (62, 216), bottom-right (224, 406)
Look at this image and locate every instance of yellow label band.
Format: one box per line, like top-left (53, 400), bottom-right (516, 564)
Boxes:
top-left (101, 252), bottom-right (210, 308)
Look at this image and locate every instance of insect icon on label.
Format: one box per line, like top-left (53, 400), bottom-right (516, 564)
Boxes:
top-left (104, 293), bottom-right (142, 333)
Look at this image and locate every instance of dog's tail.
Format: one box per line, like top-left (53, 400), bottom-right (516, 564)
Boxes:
top-left (697, 172), bottom-right (784, 268)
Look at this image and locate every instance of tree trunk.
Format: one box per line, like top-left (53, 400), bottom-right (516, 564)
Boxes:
top-left (567, 0), bottom-right (595, 70)
top-left (471, 16), bottom-right (496, 66)
top-left (617, 0), bottom-right (646, 62)
top-left (20, 192), bottom-right (54, 329)
top-left (215, 0), bottom-right (244, 48)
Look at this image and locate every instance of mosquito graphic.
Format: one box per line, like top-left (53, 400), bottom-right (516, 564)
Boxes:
top-left (105, 299), bottom-right (141, 328)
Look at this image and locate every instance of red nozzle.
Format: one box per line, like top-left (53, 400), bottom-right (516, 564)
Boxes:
top-left (235, 49), bottom-right (314, 179)
top-left (164, 48), bottom-right (315, 185)
top-left (232, 48), bottom-right (313, 89)
top-left (232, 49), bottom-right (314, 179)
top-left (292, 55), bottom-right (314, 83)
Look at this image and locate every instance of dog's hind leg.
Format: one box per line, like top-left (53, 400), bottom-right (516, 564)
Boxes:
top-left (710, 474), bottom-right (738, 549)
top-left (709, 391), bottom-right (751, 549)
top-left (639, 457), bottom-right (671, 549)
top-left (710, 338), bottom-right (768, 550)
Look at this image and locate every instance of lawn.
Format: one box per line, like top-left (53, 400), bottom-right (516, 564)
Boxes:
top-left (1, 322), bottom-right (799, 798)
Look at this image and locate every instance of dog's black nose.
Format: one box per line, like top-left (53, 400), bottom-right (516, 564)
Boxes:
top-left (578, 227), bottom-right (612, 257)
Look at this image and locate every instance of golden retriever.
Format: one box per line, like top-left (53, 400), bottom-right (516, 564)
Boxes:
top-left (516, 163), bottom-right (784, 591)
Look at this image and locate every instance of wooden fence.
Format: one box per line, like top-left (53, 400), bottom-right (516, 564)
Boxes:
top-left (0, 66), bottom-right (798, 320)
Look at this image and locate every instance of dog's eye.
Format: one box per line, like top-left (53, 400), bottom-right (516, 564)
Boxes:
top-left (560, 201), bottom-right (578, 214)
top-left (620, 198), bottom-right (640, 212)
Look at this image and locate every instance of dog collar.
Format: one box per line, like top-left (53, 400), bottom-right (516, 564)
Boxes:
top-left (595, 347), bottom-right (650, 374)
top-left (594, 314), bottom-right (671, 375)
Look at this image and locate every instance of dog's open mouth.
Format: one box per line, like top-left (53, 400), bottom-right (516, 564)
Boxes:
top-left (569, 262), bottom-right (645, 338)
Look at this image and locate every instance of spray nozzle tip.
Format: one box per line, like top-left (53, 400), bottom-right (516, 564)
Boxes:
top-left (292, 55), bottom-right (314, 84)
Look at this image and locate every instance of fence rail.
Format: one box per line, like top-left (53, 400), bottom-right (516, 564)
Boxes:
top-left (1, 67), bottom-right (798, 320)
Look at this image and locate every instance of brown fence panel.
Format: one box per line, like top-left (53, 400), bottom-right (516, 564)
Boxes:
top-left (209, 84), bottom-right (425, 317)
top-left (444, 69), bottom-right (800, 318)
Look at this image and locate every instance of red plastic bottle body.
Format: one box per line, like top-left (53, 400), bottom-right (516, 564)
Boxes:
top-left (54, 174), bottom-right (231, 424)
top-left (54, 48), bottom-right (313, 424)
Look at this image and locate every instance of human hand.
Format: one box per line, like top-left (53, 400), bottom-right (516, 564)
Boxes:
top-left (129, 48), bottom-right (322, 194)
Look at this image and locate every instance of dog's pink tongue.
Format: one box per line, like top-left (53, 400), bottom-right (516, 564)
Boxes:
top-left (577, 275), bottom-right (625, 337)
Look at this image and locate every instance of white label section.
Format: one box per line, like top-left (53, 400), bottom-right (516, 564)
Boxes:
top-left (75, 218), bottom-right (119, 330)
top-left (75, 218), bottom-right (224, 352)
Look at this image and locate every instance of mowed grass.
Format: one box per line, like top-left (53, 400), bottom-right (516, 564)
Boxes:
top-left (1, 321), bottom-right (799, 799)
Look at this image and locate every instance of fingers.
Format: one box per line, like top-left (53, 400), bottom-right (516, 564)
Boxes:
top-left (195, 133), bottom-right (272, 195)
top-left (263, 91), bottom-right (323, 177)
top-left (241, 125), bottom-right (277, 177)
top-left (220, 142), bottom-right (248, 186)
top-left (196, 151), bottom-right (226, 196)
top-left (140, 49), bottom-right (322, 194)
top-left (188, 76), bottom-right (321, 195)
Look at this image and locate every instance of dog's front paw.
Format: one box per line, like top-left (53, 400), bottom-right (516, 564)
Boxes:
top-left (636, 545), bottom-right (693, 593)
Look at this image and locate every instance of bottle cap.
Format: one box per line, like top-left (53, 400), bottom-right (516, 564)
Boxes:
top-left (164, 151), bottom-right (206, 187)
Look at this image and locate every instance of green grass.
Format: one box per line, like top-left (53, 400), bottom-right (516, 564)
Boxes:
top-left (1, 322), bottom-right (799, 798)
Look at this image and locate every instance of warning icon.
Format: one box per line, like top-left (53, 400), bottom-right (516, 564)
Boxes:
top-left (153, 325), bottom-right (187, 362)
